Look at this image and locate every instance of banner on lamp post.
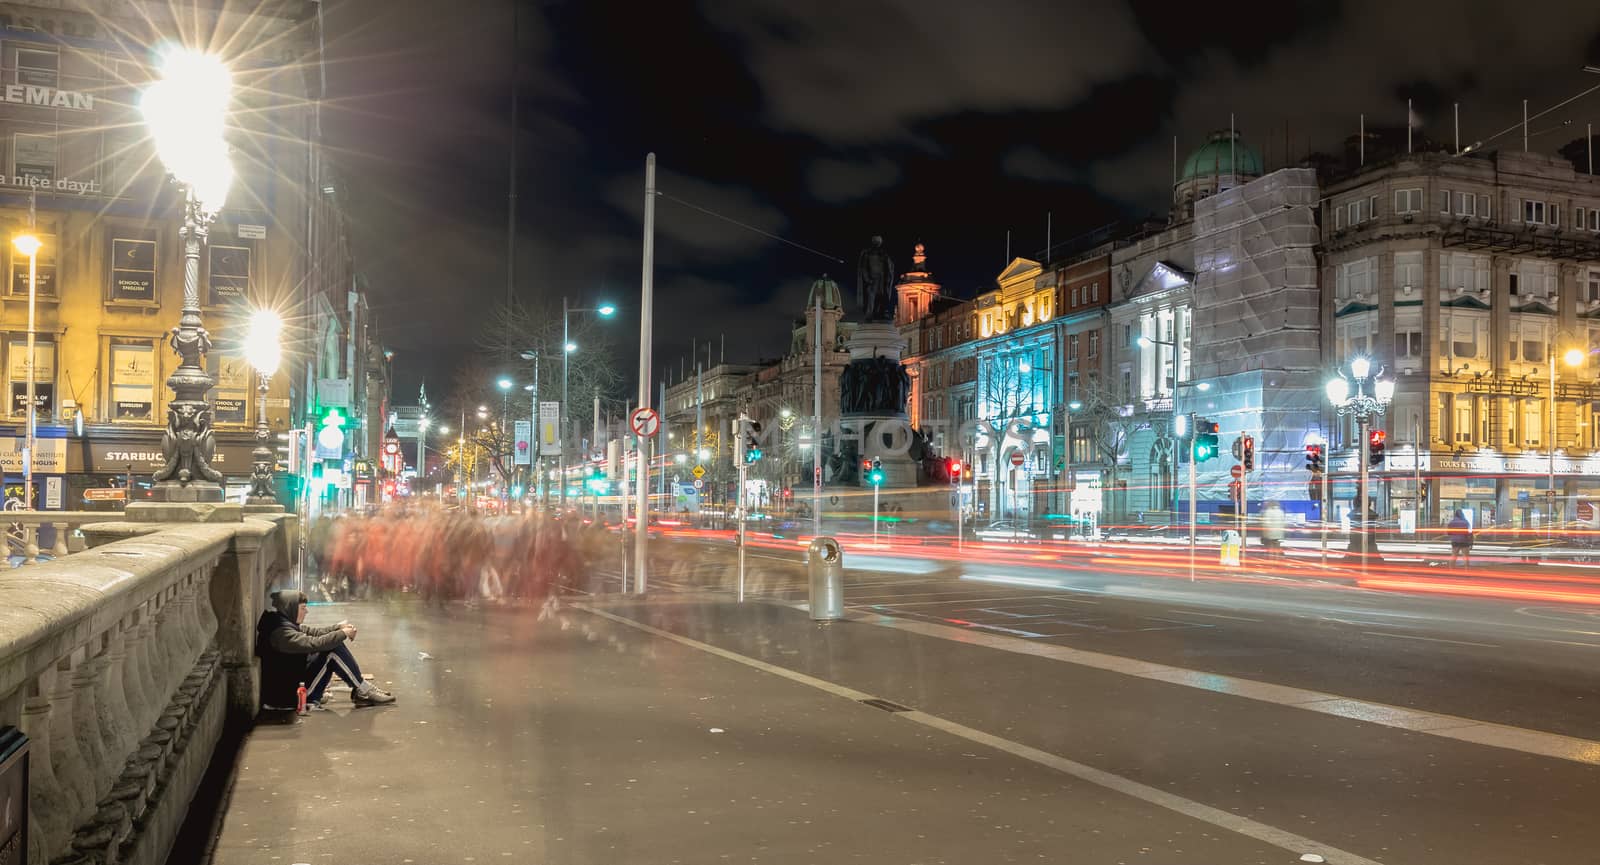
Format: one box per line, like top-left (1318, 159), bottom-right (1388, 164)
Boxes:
top-left (513, 420), bottom-right (532, 466)
top-left (538, 401), bottom-right (561, 456)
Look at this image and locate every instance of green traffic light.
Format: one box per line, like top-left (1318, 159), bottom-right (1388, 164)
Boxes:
top-left (868, 469), bottom-right (885, 485)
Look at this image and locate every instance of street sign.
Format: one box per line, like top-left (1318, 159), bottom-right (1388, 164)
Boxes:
top-left (1230, 463), bottom-right (1243, 479)
top-left (1009, 451), bottom-right (1025, 467)
top-left (630, 407), bottom-right (661, 437)
top-left (693, 478), bottom-right (704, 490)
top-left (84, 487), bottom-right (125, 502)
top-left (691, 464), bottom-right (706, 480)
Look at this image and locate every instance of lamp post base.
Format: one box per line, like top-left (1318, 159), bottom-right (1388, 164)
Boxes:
top-left (147, 482), bottom-right (225, 504)
top-left (125, 500), bottom-right (242, 523)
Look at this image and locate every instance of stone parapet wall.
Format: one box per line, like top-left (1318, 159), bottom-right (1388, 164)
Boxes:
top-left (4, 513), bottom-right (293, 865)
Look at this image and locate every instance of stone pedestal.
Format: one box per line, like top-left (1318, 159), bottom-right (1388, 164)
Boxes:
top-left (123, 502), bottom-right (244, 524)
top-left (242, 503), bottom-right (286, 516)
top-left (841, 322), bottom-right (919, 489)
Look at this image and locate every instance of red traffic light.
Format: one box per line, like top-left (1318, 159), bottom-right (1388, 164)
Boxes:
top-left (1369, 429), bottom-right (1386, 446)
top-left (1305, 444), bottom-right (1323, 457)
top-left (948, 459), bottom-right (962, 473)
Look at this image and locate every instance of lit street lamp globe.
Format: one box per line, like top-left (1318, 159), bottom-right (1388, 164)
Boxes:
top-left (1325, 377), bottom-right (1350, 406)
top-left (140, 48), bottom-right (234, 213)
top-left (12, 234), bottom-right (40, 258)
top-left (244, 309), bottom-right (282, 375)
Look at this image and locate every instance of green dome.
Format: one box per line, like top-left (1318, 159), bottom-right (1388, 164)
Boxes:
top-left (1180, 130), bottom-right (1262, 182)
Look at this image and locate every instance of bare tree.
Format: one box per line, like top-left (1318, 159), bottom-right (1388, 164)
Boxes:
top-left (1071, 374), bottom-right (1139, 522)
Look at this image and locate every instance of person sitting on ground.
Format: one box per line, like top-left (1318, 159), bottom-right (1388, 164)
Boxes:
top-left (1447, 509), bottom-right (1474, 567)
top-left (255, 589), bottom-right (395, 711)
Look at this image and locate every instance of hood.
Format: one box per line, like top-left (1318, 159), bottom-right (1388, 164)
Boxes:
top-left (269, 589), bottom-right (305, 624)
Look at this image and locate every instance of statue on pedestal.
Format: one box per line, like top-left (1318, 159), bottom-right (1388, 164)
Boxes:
top-left (856, 235), bottom-right (896, 323)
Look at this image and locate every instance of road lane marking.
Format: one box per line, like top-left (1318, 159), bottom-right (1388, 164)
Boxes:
top-left (1167, 609), bottom-right (1264, 622)
top-left (856, 610), bottom-right (1600, 766)
top-left (1360, 631), bottom-right (1499, 648)
top-left (579, 604), bottom-right (1384, 865)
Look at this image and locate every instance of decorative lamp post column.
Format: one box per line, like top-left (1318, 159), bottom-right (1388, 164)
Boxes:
top-left (140, 49), bottom-right (234, 502)
top-left (1326, 356), bottom-right (1394, 571)
top-left (244, 309), bottom-right (282, 505)
top-left (11, 233), bottom-right (40, 509)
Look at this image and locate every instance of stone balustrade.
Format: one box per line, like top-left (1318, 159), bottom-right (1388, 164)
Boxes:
top-left (1, 510), bottom-right (295, 865)
top-left (3, 511), bottom-right (101, 565)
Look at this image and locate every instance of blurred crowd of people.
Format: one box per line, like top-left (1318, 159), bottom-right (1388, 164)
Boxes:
top-left (306, 504), bottom-right (607, 603)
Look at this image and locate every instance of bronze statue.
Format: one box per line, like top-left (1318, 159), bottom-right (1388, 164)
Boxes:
top-left (856, 235), bottom-right (896, 322)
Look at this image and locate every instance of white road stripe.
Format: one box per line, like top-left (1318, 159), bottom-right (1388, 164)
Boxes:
top-left (861, 612), bottom-right (1600, 766)
top-left (1360, 631), bottom-right (1500, 648)
top-left (579, 604), bottom-right (1384, 865)
top-left (1167, 609), bottom-right (1264, 622)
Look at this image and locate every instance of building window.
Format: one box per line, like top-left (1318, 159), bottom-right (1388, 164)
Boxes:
top-left (1479, 194), bottom-right (1492, 220)
top-left (6, 338), bottom-right (53, 420)
top-left (1393, 251), bottom-right (1422, 293)
top-left (109, 232), bottom-right (157, 302)
top-left (206, 245), bottom-right (251, 305)
top-left (13, 132), bottom-right (55, 185)
top-left (1551, 204), bottom-right (1561, 227)
top-left (1068, 333), bottom-right (1078, 362)
top-left (1070, 287), bottom-right (1079, 307)
top-left (1523, 399), bottom-right (1544, 447)
top-left (1525, 200), bottom-right (1545, 224)
top-left (1088, 330), bottom-right (1100, 359)
top-left (210, 354), bottom-right (251, 425)
top-left (1334, 206), bottom-right (1344, 230)
top-left (1394, 188), bottom-right (1423, 213)
top-left (1091, 282), bottom-right (1099, 302)
top-left (1439, 189), bottom-right (1451, 214)
top-left (1123, 323), bottom-right (1132, 348)
top-left (1395, 329), bottom-right (1423, 358)
top-left (1510, 273), bottom-right (1519, 296)
top-left (1120, 369), bottom-right (1132, 404)
top-left (1588, 269), bottom-right (1600, 303)
top-left (1591, 209), bottom-right (1600, 232)
top-left (1579, 207), bottom-right (1587, 229)
top-left (1456, 192), bottom-right (1476, 217)
top-left (109, 338), bottom-right (157, 421)
top-left (8, 231), bottom-right (53, 297)
top-left (15, 47), bottom-right (57, 87)
top-left (1455, 398), bottom-right (1473, 444)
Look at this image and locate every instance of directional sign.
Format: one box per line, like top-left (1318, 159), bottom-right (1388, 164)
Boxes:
top-left (691, 464), bottom-right (706, 480)
top-left (1230, 463), bottom-right (1243, 479)
top-left (1009, 451), bottom-right (1025, 467)
top-left (629, 407), bottom-right (661, 437)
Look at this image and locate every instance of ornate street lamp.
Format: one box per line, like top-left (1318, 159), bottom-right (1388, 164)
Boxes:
top-left (140, 49), bottom-right (234, 501)
top-left (244, 309), bottom-right (282, 505)
top-left (1326, 356), bottom-right (1394, 569)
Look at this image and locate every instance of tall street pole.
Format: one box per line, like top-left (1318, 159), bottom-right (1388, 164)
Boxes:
top-left (22, 240), bottom-right (36, 509)
top-left (634, 153), bottom-right (656, 594)
top-left (813, 292), bottom-right (823, 538)
top-left (1549, 350), bottom-right (1557, 538)
top-left (1358, 414), bottom-right (1371, 572)
top-left (561, 296), bottom-right (569, 508)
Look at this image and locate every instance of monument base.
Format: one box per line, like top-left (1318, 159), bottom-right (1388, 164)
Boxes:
top-left (147, 481), bottom-right (226, 504)
top-left (124, 501), bottom-right (244, 523)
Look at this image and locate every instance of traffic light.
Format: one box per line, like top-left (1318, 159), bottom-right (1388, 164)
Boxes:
top-left (1368, 429), bottom-right (1386, 467)
top-left (867, 456), bottom-right (885, 486)
top-left (1305, 443), bottom-right (1324, 474)
top-left (1193, 420), bottom-right (1219, 462)
top-left (1242, 435), bottom-right (1255, 471)
top-left (946, 458), bottom-right (962, 484)
top-left (744, 418), bottom-right (763, 464)
top-left (1231, 437), bottom-right (1243, 460)
top-left (316, 407), bottom-right (346, 453)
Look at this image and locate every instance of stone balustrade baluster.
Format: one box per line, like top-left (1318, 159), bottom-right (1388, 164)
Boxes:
top-left (21, 677), bottom-right (72, 858)
top-left (161, 583), bottom-right (193, 693)
top-left (148, 590), bottom-right (179, 698)
top-left (102, 619), bottom-right (140, 761)
top-left (23, 524), bottom-right (38, 564)
top-left (45, 659), bottom-right (93, 833)
top-left (68, 648), bottom-right (114, 804)
top-left (51, 521), bottom-right (69, 558)
top-left (176, 571), bottom-right (204, 662)
top-left (131, 606), bottom-right (163, 733)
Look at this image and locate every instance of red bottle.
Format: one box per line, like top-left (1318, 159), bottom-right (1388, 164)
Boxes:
top-left (296, 681), bottom-right (308, 715)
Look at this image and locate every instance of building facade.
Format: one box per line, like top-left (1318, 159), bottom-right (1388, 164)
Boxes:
top-left (1320, 149), bottom-right (1600, 528)
top-left (0, 0), bottom-right (373, 511)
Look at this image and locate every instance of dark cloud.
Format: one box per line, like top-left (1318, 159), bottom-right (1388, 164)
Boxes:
top-left (1000, 146), bottom-right (1082, 184)
top-left (806, 156), bottom-right (901, 203)
top-left (606, 168), bottom-right (788, 259)
top-left (703, 0), bottom-right (1153, 142)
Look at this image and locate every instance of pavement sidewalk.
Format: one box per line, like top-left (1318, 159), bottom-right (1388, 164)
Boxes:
top-left (210, 597), bottom-right (1291, 864)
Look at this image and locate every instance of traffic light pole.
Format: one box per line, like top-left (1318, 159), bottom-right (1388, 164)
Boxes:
top-left (1357, 415), bottom-right (1371, 573)
top-left (737, 456), bottom-right (747, 603)
top-left (1188, 444), bottom-right (1197, 582)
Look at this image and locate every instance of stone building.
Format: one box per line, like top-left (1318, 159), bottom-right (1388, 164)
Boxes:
top-left (0, 0), bottom-right (376, 510)
top-left (1320, 149), bottom-right (1600, 528)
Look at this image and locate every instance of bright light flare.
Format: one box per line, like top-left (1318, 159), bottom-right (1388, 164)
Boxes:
top-left (141, 48), bottom-right (234, 213)
top-left (1325, 377), bottom-right (1350, 406)
top-left (1374, 378), bottom-right (1395, 403)
top-left (1565, 347), bottom-right (1587, 368)
top-left (1349, 356), bottom-right (1371, 380)
top-left (12, 234), bottom-right (40, 257)
top-left (244, 308), bottom-right (282, 374)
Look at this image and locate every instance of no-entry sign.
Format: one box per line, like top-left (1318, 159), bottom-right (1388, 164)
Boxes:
top-left (629, 407), bottom-right (660, 437)
top-left (1230, 463), bottom-right (1243, 479)
top-left (1009, 451), bottom-right (1025, 467)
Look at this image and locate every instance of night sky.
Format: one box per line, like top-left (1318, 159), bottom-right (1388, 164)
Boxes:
top-left (319, 0), bottom-right (1600, 403)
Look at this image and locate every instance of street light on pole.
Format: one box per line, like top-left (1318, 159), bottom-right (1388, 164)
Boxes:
top-left (560, 298), bottom-right (616, 508)
top-left (12, 233), bottom-right (40, 509)
top-left (1327, 356), bottom-right (1394, 571)
top-left (243, 308), bottom-right (282, 505)
top-left (1550, 343), bottom-right (1587, 536)
top-left (140, 48), bottom-right (234, 502)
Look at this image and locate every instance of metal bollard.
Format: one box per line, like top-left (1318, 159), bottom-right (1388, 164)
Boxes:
top-left (807, 536), bottom-right (844, 621)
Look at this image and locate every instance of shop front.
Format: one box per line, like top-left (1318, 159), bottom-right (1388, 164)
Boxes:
top-left (76, 431), bottom-right (261, 508)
